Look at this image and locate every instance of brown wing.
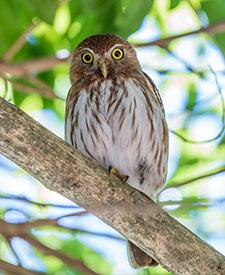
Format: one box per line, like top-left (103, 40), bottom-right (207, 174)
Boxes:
top-left (142, 71), bottom-right (169, 164)
top-left (65, 86), bottom-right (80, 146)
top-left (142, 71), bottom-right (165, 112)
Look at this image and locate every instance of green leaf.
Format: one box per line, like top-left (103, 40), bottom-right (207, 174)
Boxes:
top-left (116, 0), bottom-right (154, 38)
top-left (201, 0), bottom-right (225, 53)
top-left (0, 0), bottom-right (58, 57)
top-left (201, 0), bottom-right (225, 22)
top-left (169, 0), bottom-right (180, 9)
top-left (61, 238), bottom-right (112, 275)
top-left (186, 83), bottom-right (197, 111)
top-left (20, 0), bottom-right (58, 24)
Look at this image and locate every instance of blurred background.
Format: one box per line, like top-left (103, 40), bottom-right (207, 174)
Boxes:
top-left (0, 0), bottom-right (225, 274)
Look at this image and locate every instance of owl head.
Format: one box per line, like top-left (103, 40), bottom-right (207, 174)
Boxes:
top-left (70, 34), bottom-right (141, 82)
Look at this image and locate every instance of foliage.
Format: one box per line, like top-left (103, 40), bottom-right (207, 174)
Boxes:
top-left (0, 0), bottom-right (225, 274)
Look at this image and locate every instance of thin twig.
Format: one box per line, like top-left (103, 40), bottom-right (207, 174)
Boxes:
top-left (25, 234), bottom-right (98, 275)
top-left (9, 78), bottom-right (59, 99)
top-left (171, 67), bottom-right (225, 144)
top-left (187, 0), bottom-right (207, 28)
top-left (0, 212), bottom-right (96, 275)
top-left (70, 228), bottom-right (125, 241)
top-left (164, 166), bottom-right (225, 190)
top-left (159, 198), bottom-right (208, 207)
top-left (25, 211), bottom-right (88, 229)
top-left (0, 56), bottom-right (69, 77)
top-left (3, 22), bottom-right (39, 62)
top-left (133, 21), bottom-right (225, 48)
top-left (0, 194), bottom-right (79, 209)
top-left (26, 76), bottom-right (60, 99)
top-left (0, 73), bottom-right (62, 100)
top-left (0, 212), bottom-right (88, 239)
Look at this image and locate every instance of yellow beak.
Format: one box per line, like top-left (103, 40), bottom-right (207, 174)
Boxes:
top-left (98, 59), bottom-right (108, 79)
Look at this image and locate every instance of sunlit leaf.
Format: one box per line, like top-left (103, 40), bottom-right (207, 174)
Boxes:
top-left (201, 0), bottom-right (225, 53)
top-left (169, 0), bottom-right (180, 9)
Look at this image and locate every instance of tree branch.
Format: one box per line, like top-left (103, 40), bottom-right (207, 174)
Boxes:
top-left (25, 234), bottom-right (98, 275)
top-left (0, 258), bottom-right (43, 275)
top-left (0, 218), bottom-right (97, 275)
top-left (1, 21), bottom-right (224, 79)
top-left (0, 75), bottom-right (59, 100)
top-left (3, 22), bottom-right (39, 62)
top-left (0, 194), bottom-right (79, 209)
top-left (0, 97), bottom-right (225, 274)
top-left (165, 166), bottom-right (225, 190)
top-left (0, 56), bottom-right (69, 77)
top-left (133, 21), bottom-right (225, 48)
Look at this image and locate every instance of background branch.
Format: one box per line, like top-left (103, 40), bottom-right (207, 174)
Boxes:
top-left (0, 96), bottom-right (224, 274)
top-left (3, 22), bottom-right (39, 62)
top-left (0, 194), bottom-right (79, 208)
top-left (133, 20), bottom-right (225, 48)
top-left (0, 21), bottom-right (224, 80)
top-left (0, 218), bottom-right (97, 275)
top-left (165, 166), bottom-right (225, 190)
top-left (0, 258), bottom-right (43, 275)
top-left (0, 56), bottom-right (69, 77)
top-left (25, 234), bottom-right (98, 275)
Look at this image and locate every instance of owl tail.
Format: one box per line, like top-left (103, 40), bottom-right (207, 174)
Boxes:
top-left (127, 241), bottom-right (158, 269)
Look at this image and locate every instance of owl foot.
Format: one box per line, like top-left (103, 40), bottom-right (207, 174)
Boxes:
top-left (108, 165), bottom-right (129, 183)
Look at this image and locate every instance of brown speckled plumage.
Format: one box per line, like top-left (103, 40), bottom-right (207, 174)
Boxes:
top-left (65, 34), bottom-right (168, 269)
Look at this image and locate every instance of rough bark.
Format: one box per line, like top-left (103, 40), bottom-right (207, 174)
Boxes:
top-left (0, 96), bottom-right (225, 275)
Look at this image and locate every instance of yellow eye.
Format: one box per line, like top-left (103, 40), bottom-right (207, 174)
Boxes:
top-left (82, 52), bottom-right (93, 64)
top-left (112, 48), bottom-right (124, 60)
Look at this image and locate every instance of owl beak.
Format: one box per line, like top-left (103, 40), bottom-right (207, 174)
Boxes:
top-left (98, 59), bottom-right (108, 79)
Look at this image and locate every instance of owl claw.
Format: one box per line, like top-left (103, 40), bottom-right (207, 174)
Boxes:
top-left (108, 165), bottom-right (117, 176)
top-left (108, 166), bottom-right (129, 184)
top-left (122, 175), bottom-right (129, 184)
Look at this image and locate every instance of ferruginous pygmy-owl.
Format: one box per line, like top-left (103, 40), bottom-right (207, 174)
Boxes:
top-left (65, 34), bottom-right (168, 268)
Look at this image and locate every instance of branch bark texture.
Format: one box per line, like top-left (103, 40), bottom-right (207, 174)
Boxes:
top-left (0, 97), bottom-right (225, 275)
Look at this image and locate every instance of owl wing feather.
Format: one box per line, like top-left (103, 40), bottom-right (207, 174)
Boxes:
top-left (65, 86), bottom-right (80, 147)
top-left (142, 71), bottom-right (165, 112)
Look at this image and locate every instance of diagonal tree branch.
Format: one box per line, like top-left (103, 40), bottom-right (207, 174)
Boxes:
top-left (25, 234), bottom-right (98, 275)
top-left (3, 22), bottom-right (39, 62)
top-left (0, 218), bottom-right (97, 275)
top-left (133, 20), bottom-right (225, 48)
top-left (0, 258), bottom-right (43, 275)
top-left (164, 166), bottom-right (225, 190)
top-left (0, 96), bottom-right (225, 275)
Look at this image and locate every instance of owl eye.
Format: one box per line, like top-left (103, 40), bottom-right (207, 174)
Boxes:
top-left (112, 48), bottom-right (124, 60)
top-left (82, 52), bottom-right (93, 64)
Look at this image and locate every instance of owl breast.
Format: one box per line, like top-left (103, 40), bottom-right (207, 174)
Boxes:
top-left (65, 77), bottom-right (168, 199)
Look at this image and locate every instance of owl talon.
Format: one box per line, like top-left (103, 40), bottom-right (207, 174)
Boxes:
top-left (122, 175), bottom-right (129, 184)
top-left (108, 165), bottom-right (118, 176)
top-left (108, 166), bottom-right (129, 184)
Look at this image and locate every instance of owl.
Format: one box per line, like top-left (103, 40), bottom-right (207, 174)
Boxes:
top-left (65, 34), bottom-right (168, 268)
